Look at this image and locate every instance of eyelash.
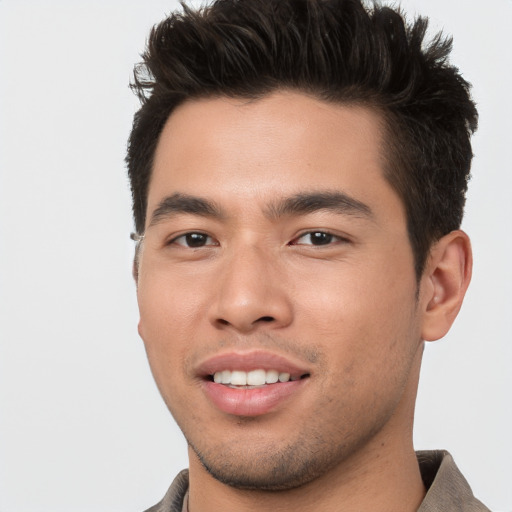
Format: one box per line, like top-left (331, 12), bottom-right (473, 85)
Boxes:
top-left (290, 231), bottom-right (349, 247)
top-left (168, 232), bottom-right (218, 248)
top-left (167, 230), bottom-right (348, 249)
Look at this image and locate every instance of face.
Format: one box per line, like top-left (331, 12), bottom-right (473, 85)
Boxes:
top-left (136, 92), bottom-right (426, 490)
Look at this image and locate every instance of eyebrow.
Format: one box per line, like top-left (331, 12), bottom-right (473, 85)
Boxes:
top-left (148, 193), bottom-right (223, 227)
top-left (265, 191), bottom-right (373, 220)
top-left (148, 190), bottom-right (373, 228)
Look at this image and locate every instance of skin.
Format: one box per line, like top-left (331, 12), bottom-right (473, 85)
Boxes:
top-left (135, 91), bottom-right (472, 512)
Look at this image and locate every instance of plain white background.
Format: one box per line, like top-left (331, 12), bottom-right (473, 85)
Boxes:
top-left (0, 1), bottom-right (510, 511)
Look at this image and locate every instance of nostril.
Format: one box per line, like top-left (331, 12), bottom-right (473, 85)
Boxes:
top-left (213, 315), bottom-right (278, 330)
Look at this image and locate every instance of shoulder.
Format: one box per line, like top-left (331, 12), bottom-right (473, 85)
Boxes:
top-left (143, 469), bottom-right (189, 512)
top-left (417, 450), bottom-right (491, 511)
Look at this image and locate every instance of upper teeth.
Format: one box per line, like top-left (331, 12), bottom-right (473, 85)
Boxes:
top-left (213, 369), bottom-right (292, 386)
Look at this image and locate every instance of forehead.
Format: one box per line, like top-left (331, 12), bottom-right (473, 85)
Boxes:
top-left (148, 91), bottom-right (397, 221)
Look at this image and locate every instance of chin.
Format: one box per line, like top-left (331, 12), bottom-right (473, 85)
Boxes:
top-left (188, 435), bottom-right (345, 491)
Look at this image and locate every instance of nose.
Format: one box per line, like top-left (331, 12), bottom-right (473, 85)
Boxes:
top-left (209, 244), bottom-right (293, 333)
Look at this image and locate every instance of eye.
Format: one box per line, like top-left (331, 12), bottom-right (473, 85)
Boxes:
top-left (291, 231), bottom-right (347, 246)
top-left (170, 232), bottom-right (218, 248)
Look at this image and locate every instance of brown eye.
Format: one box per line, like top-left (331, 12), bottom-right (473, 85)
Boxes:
top-left (307, 232), bottom-right (334, 245)
top-left (293, 231), bottom-right (344, 246)
top-left (171, 232), bottom-right (217, 248)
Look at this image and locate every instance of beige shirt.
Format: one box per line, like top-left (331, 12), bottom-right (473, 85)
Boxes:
top-left (144, 450), bottom-right (490, 512)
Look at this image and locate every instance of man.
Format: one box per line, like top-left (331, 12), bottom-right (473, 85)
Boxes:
top-left (126, 0), bottom-right (487, 510)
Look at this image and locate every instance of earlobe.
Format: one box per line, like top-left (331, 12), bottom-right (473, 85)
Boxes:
top-left (421, 230), bottom-right (472, 342)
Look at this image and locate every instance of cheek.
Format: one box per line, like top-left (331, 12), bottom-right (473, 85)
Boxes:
top-left (295, 258), bottom-right (419, 374)
top-left (138, 269), bottom-right (207, 333)
top-left (297, 260), bottom-right (413, 328)
top-left (304, 280), bottom-right (420, 438)
top-left (137, 272), bottom-right (206, 386)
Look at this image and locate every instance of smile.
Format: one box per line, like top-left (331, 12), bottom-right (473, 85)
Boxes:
top-left (197, 351), bottom-right (311, 416)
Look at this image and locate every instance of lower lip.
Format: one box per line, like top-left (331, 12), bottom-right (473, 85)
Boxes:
top-left (202, 379), bottom-right (307, 416)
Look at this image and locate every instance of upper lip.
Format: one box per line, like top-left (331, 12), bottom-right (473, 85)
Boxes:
top-left (196, 350), bottom-right (311, 380)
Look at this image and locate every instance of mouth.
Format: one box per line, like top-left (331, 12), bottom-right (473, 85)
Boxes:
top-left (197, 351), bottom-right (311, 416)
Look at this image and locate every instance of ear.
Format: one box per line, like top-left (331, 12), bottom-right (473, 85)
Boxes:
top-left (420, 230), bottom-right (472, 342)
